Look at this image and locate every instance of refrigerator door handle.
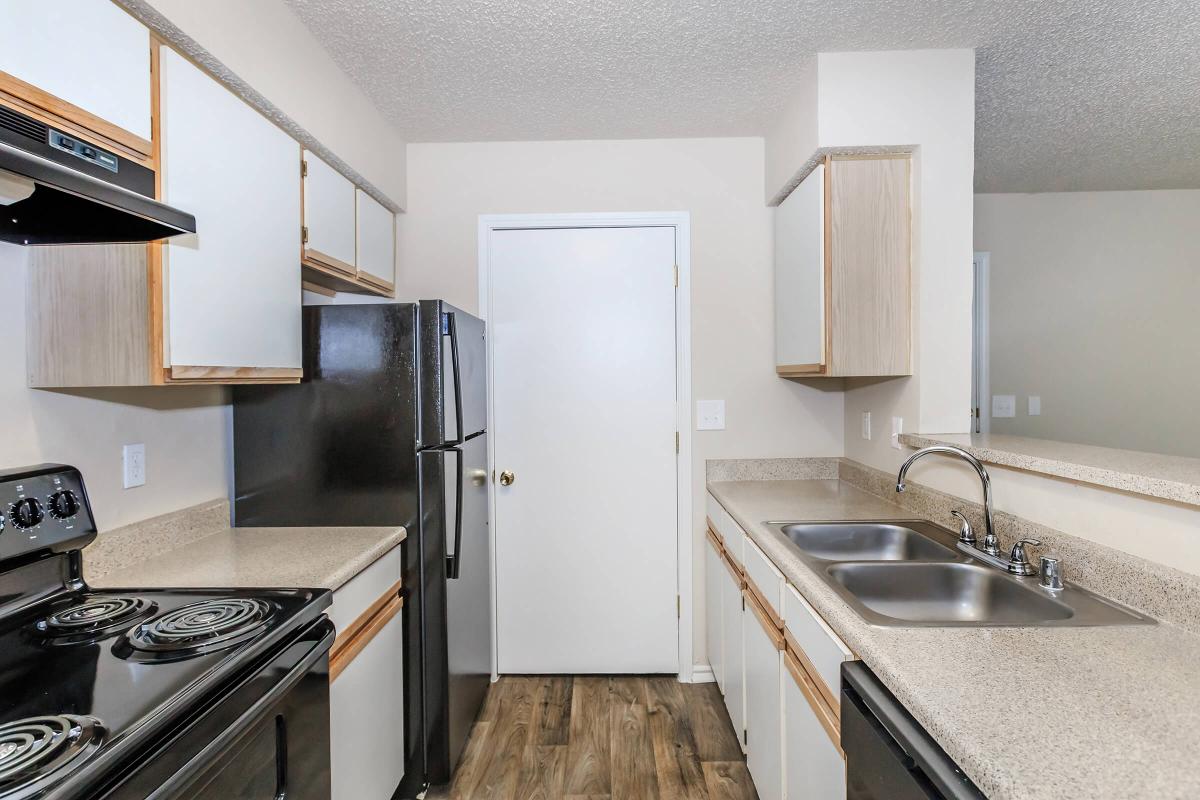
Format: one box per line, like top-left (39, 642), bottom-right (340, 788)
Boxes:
top-left (446, 447), bottom-right (465, 579)
top-left (445, 312), bottom-right (465, 446)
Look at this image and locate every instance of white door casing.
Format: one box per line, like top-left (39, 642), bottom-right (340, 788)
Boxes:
top-left (480, 214), bottom-right (691, 676)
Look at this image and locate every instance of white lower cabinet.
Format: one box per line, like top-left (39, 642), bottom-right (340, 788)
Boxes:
top-left (330, 611), bottom-right (404, 800)
top-left (328, 549), bottom-right (405, 800)
top-left (744, 594), bottom-right (784, 800)
top-left (719, 557), bottom-right (746, 748)
top-left (784, 651), bottom-right (846, 799)
top-left (705, 533), bottom-right (726, 690)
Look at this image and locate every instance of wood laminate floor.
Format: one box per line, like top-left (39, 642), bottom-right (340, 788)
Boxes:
top-left (431, 676), bottom-right (759, 800)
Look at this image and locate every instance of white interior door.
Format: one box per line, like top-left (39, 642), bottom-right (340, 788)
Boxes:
top-left (491, 225), bottom-right (678, 674)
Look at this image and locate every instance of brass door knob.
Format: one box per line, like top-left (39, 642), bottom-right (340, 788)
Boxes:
top-left (499, 470), bottom-right (515, 486)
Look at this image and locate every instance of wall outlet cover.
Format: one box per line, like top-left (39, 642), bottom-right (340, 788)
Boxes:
top-left (992, 395), bottom-right (1016, 418)
top-left (1028, 396), bottom-right (1041, 416)
top-left (122, 443), bottom-right (146, 489)
top-left (696, 399), bottom-right (726, 431)
top-left (861, 411), bottom-right (872, 440)
top-left (890, 417), bottom-right (904, 449)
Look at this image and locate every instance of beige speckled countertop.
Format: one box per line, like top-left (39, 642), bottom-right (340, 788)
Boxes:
top-left (89, 525), bottom-right (406, 591)
top-left (708, 478), bottom-right (1200, 800)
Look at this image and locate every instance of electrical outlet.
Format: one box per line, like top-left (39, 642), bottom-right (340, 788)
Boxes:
top-left (891, 417), bottom-right (904, 449)
top-left (992, 395), bottom-right (1016, 418)
top-left (861, 412), bottom-right (872, 440)
top-left (696, 399), bottom-right (725, 431)
top-left (123, 443), bottom-right (146, 488)
top-left (1028, 396), bottom-right (1041, 416)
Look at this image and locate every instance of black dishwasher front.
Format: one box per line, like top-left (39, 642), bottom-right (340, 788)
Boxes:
top-left (841, 661), bottom-right (988, 800)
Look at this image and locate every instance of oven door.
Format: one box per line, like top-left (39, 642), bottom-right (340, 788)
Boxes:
top-left (101, 618), bottom-right (334, 800)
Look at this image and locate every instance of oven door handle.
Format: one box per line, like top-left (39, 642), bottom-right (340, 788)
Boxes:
top-left (146, 618), bottom-right (335, 800)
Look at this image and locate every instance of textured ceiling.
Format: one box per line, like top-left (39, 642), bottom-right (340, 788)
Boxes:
top-left (283, 0), bottom-right (1200, 192)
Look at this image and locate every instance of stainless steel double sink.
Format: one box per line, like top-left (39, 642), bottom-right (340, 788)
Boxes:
top-left (766, 520), bottom-right (1153, 627)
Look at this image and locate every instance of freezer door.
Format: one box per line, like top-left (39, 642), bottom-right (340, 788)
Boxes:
top-left (420, 301), bottom-right (487, 447)
top-left (418, 433), bottom-right (492, 784)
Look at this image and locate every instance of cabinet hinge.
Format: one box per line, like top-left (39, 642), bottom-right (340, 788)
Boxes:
top-left (675, 432), bottom-right (680, 453)
top-left (676, 595), bottom-right (681, 619)
top-left (673, 264), bottom-right (679, 287)
top-left (301, 159), bottom-right (308, 179)
top-left (301, 226), bottom-right (309, 245)
top-left (743, 729), bottom-right (748, 746)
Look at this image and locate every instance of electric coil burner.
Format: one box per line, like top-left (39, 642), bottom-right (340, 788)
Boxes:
top-left (120, 598), bottom-right (276, 658)
top-left (0, 465), bottom-right (334, 800)
top-left (34, 598), bottom-right (156, 644)
top-left (0, 716), bottom-right (102, 799)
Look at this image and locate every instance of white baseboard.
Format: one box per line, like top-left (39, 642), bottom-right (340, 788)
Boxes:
top-left (688, 663), bottom-right (716, 684)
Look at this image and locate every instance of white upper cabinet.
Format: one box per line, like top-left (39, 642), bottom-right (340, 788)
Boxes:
top-left (355, 188), bottom-right (395, 294)
top-left (159, 47), bottom-right (301, 373)
top-left (0, 0), bottom-right (152, 144)
top-left (303, 150), bottom-right (357, 275)
top-left (774, 163), bottom-right (825, 372)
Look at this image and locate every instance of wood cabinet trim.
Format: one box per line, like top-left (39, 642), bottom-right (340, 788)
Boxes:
top-left (705, 525), bottom-right (725, 555)
top-left (303, 248), bottom-right (357, 279)
top-left (743, 572), bottom-right (783, 631)
top-left (776, 363), bottom-right (826, 377)
top-left (329, 592), bottom-right (403, 683)
top-left (332, 579), bottom-right (403, 658)
top-left (822, 154), bottom-right (834, 371)
top-left (705, 521), bottom-right (725, 548)
top-left (0, 71), bottom-right (154, 161)
top-left (784, 626), bottom-right (842, 714)
top-left (745, 588), bottom-right (785, 651)
top-left (720, 546), bottom-right (744, 586)
top-left (785, 645), bottom-right (843, 756)
top-left (169, 366), bottom-right (302, 383)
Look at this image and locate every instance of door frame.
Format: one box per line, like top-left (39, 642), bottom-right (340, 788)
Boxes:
top-left (478, 212), bottom-right (694, 682)
top-left (972, 252), bottom-right (991, 434)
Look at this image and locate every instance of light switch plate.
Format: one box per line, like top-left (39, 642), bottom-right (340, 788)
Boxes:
top-left (122, 443), bottom-right (146, 488)
top-left (861, 412), bottom-right (872, 440)
top-left (1028, 396), bottom-right (1041, 416)
top-left (992, 395), bottom-right (1016, 418)
top-left (891, 417), bottom-right (904, 449)
top-left (696, 400), bottom-right (726, 431)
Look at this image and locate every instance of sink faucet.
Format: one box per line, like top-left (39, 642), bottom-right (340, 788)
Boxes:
top-left (896, 445), bottom-right (1000, 555)
top-left (896, 446), bottom-right (1048, 577)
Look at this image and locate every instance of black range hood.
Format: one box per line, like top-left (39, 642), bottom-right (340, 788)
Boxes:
top-left (0, 104), bottom-right (195, 246)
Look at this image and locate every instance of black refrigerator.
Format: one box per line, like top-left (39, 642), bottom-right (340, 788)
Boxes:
top-left (231, 300), bottom-right (490, 798)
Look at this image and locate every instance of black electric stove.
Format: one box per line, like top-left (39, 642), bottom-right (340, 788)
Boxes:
top-left (0, 465), bottom-right (334, 800)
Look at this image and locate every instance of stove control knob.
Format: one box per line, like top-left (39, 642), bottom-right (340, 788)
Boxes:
top-left (49, 490), bottom-right (80, 520)
top-left (10, 498), bottom-right (44, 529)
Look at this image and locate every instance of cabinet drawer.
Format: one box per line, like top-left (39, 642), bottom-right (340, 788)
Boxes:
top-left (705, 493), bottom-right (744, 567)
top-left (784, 583), bottom-right (852, 712)
top-left (744, 538), bottom-right (784, 627)
top-left (329, 545), bottom-right (403, 640)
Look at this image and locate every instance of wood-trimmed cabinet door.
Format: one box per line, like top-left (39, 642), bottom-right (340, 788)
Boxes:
top-left (0, 0), bottom-right (153, 153)
top-left (705, 533), bottom-right (726, 690)
top-left (744, 591), bottom-right (785, 800)
top-left (355, 189), bottom-right (395, 295)
top-left (158, 47), bottom-right (302, 379)
top-left (774, 154), bottom-right (912, 378)
top-left (774, 162), bottom-right (826, 376)
top-left (303, 150), bottom-right (357, 277)
top-left (784, 648), bottom-right (846, 799)
top-left (720, 559), bottom-right (746, 751)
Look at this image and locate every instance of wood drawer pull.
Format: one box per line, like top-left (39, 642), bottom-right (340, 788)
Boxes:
top-left (785, 645), bottom-right (843, 756)
top-left (745, 589), bottom-right (785, 651)
top-left (329, 593), bottom-right (403, 683)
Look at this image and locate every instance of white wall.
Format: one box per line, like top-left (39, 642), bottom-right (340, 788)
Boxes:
top-left (976, 190), bottom-right (1200, 457)
top-left (764, 57), bottom-right (818, 204)
top-left (399, 137), bottom-right (845, 668)
top-left (139, 0), bottom-right (407, 207)
top-left (2, 243), bottom-right (228, 530)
